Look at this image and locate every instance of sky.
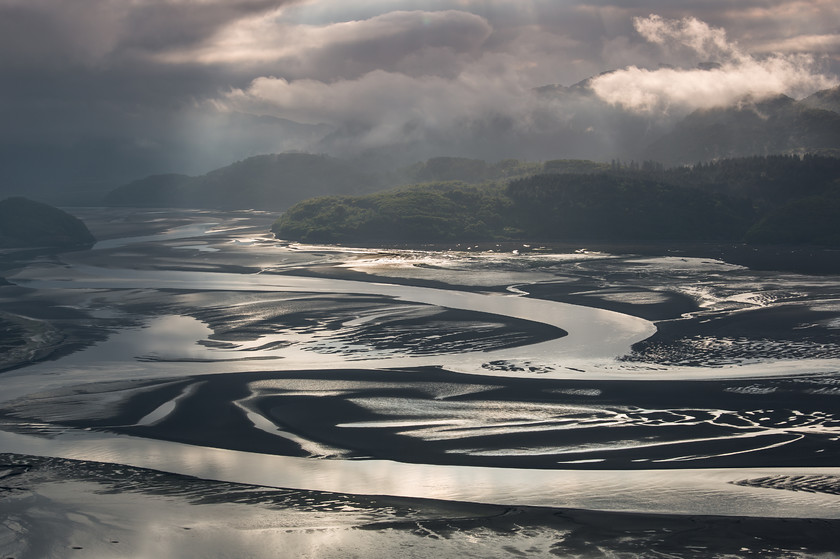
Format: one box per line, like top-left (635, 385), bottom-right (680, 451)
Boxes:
top-left (1, 0), bottom-right (839, 195)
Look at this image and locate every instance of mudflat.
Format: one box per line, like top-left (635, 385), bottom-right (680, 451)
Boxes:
top-left (1, 208), bottom-right (839, 558)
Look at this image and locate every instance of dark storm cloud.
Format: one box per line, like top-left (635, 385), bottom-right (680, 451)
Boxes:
top-left (0, 0), bottom-right (307, 185)
top-left (159, 9), bottom-right (494, 81)
top-left (0, 0), bottom-right (290, 67)
top-left (0, 0), bottom-right (300, 138)
top-left (219, 7), bottom-right (837, 158)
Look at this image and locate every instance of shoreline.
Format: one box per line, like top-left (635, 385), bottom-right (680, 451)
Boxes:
top-left (280, 238), bottom-right (840, 275)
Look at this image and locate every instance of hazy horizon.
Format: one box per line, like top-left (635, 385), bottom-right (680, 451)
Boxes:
top-left (1, 0), bottom-right (838, 196)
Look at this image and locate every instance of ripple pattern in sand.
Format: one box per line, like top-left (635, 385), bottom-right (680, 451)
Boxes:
top-left (733, 475), bottom-right (840, 495)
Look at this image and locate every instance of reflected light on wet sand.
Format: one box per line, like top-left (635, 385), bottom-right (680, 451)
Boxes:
top-left (1, 429), bottom-right (839, 519)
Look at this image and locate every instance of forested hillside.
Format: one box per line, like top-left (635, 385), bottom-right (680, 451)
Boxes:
top-left (273, 155), bottom-right (840, 247)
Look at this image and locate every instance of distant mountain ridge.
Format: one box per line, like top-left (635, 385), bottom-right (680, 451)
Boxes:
top-left (105, 154), bottom-right (609, 210)
top-left (642, 93), bottom-right (840, 164)
top-left (104, 84), bottom-right (840, 210)
top-left (6, 78), bottom-right (840, 207)
top-left (801, 85), bottom-right (840, 113)
top-left (105, 153), bottom-right (384, 210)
top-left (533, 80), bottom-right (840, 165)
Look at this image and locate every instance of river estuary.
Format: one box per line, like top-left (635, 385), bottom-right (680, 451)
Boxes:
top-left (2, 208), bottom-right (839, 557)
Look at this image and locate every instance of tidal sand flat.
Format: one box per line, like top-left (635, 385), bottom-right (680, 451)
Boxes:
top-left (4, 368), bottom-right (840, 470)
top-left (2, 453), bottom-right (839, 559)
top-left (1, 208), bottom-right (840, 557)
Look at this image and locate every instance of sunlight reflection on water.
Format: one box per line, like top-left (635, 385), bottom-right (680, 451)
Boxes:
top-left (10, 264), bottom-right (656, 367)
top-left (1, 429), bottom-right (839, 519)
top-left (4, 211), bottom-right (840, 526)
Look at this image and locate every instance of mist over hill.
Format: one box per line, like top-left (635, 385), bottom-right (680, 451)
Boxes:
top-left (800, 85), bottom-right (840, 114)
top-left (105, 153), bottom-right (384, 210)
top-left (94, 78), bottom-right (840, 211)
top-left (8, 77), bottom-right (840, 209)
top-left (643, 92), bottom-right (840, 163)
top-left (0, 112), bottom-right (332, 206)
top-left (104, 154), bottom-right (615, 210)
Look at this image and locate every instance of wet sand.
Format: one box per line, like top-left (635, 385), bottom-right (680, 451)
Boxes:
top-left (2, 453), bottom-right (839, 559)
top-left (6, 366), bottom-right (840, 472)
top-left (2, 208), bottom-right (839, 557)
